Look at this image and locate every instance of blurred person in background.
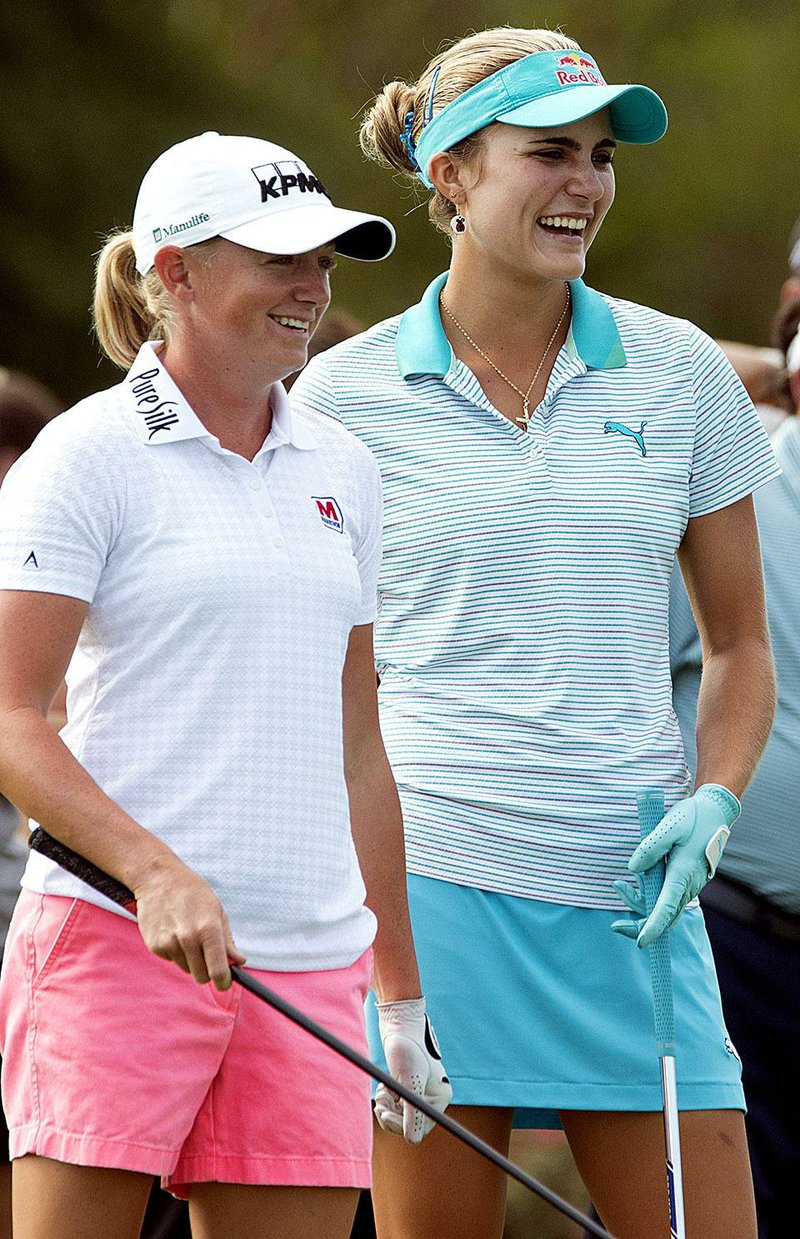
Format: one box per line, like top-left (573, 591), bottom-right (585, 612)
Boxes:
top-left (0, 131), bottom-right (450, 1239)
top-left (717, 217), bottom-right (800, 435)
top-left (292, 24), bottom-right (778, 1239)
top-left (715, 339), bottom-right (786, 435)
top-left (0, 371), bottom-right (62, 484)
top-left (785, 215), bottom-right (800, 303)
top-left (0, 368), bottom-right (61, 1239)
top-left (669, 295), bottom-right (800, 1239)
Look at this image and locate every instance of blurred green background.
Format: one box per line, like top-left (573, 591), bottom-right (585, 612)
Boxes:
top-left (2, 0), bottom-right (798, 407)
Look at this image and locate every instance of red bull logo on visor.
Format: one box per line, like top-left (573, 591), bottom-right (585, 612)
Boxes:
top-left (555, 53), bottom-right (605, 87)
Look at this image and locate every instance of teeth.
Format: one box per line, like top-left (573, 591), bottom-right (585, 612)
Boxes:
top-left (271, 316), bottom-right (309, 330)
top-left (538, 216), bottom-right (588, 231)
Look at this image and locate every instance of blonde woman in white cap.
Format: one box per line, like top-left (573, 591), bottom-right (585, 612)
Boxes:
top-left (291, 26), bottom-right (779, 1239)
top-left (0, 132), bottom-right (450, 1239)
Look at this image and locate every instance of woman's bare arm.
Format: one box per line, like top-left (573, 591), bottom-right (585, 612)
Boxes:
top-left (342, 623), bottom-right (422, 1002)
top-left (677, 494), bottom-right (775, 797)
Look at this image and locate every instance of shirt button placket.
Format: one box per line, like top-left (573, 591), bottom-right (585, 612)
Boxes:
top-left (236, 461), bottom-right (284, 548)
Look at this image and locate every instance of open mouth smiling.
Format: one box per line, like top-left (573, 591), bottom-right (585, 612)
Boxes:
top-left (537, 216), bottom-right (589, 238)
top-left (269, 315), bottom-right (311, 333)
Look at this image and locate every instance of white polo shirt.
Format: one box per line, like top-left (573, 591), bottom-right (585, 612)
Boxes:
top-left (291, 274), bottom-right (781, 909)
top-left (0, 341), bottom-right (382, 970)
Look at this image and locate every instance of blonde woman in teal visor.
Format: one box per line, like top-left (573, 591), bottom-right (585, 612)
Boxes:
top-left (291, 26), bottom-right (775, 1239)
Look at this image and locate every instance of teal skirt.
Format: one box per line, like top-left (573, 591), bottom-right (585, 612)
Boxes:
top-left (366, 875), bottom-right (744, 1128)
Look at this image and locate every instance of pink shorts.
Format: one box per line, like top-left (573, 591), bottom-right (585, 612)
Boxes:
top-left (0, 892), bottom-right (373, 1194)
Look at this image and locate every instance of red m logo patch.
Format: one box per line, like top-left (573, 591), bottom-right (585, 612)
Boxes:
top-left (313, 496), bottom-right (344, 533)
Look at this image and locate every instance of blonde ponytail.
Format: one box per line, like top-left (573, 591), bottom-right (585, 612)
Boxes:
top-left (93, 231), bottom-right (174, 370)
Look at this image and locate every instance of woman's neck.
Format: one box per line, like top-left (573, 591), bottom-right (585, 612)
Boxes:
top-left (158, 336), bottom-right (278, 461)
top-left (441, 256), bottom-right (572, 372)
top-left (442, 252), bottom-right (571, 362)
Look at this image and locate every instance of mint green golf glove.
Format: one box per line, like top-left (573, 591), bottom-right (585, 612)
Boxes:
top-left (611, 784), bottom-right (740, 948)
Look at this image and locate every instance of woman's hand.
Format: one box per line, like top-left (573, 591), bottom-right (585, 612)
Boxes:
top-left (611, 784), bottom-right (740, 947)
top-left (133, 858), bottom-right (246, 990)
top-left (375, 997), bottom-right (453, 1142)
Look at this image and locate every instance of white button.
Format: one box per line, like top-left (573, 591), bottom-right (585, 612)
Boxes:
top-left (272, 537), bottom-right (284, 549)
top-left (249, 478), bottom-right (262, 490)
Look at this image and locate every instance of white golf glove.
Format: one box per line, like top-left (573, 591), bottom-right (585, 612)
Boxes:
top-left (375, 997), bottom-right (453, 1144)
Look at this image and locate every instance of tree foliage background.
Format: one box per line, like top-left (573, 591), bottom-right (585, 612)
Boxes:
top-left (2, 0), bottom-right (798, 406)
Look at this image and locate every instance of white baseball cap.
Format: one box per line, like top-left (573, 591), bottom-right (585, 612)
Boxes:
top-left (132, 131), bottom-right (396, 275)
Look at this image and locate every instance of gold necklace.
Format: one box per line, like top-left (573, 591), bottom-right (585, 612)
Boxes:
top-left (440, 284), bottom-right (571, 429)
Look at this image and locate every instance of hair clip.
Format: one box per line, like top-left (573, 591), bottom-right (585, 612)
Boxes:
top-left (424, 64), bottom-right (442, 125)
top-left (400, 109), bottom-right (418, 167)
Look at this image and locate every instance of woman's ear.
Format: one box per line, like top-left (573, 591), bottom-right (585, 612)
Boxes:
top-left (427, 151), bottom-right (468, 206)
top-left (153, 246), bottom-right (194, 298)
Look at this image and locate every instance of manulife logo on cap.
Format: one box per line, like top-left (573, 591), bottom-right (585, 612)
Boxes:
top-left (152, 212), bottom-right (211, 244)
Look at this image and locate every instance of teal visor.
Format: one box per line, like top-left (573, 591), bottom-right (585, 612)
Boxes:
top-left (413, 48), bottom-right (668, 188)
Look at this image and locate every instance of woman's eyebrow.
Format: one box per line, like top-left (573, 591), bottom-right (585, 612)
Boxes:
top-left (525, 136), bottom-right (618, 151)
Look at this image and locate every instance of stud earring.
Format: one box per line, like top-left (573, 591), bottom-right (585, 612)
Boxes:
top-left (450, 213), bottom-right (467, 235)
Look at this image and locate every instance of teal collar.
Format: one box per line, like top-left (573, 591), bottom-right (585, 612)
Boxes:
top-left (395, 272), bottom-right (627, 379)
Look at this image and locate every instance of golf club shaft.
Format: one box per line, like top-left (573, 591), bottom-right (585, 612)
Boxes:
top-left (636, 791), bottom-right (687, 1239)
top-left (28, 826), bottom-right (616, 1239)
top-left (661, 1054), bottom-right (683, 1238)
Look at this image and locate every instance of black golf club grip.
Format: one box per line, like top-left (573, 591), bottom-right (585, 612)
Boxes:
top-left (27, 826), bottom-right (616, 1239)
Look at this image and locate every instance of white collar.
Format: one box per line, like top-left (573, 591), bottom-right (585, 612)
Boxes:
top-left (262, 377), bottom-right (317, 452)
top-left (124, 341), bottom-right (316, 451)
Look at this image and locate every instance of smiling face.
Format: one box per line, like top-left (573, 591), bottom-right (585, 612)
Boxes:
top-left (450, 110), bottom-right (616, 287)
top-left (181, 238), bottom-right (336, 383)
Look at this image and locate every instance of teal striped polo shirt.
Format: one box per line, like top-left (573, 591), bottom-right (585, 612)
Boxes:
top-left (292, 274), bottom-right (780, 907)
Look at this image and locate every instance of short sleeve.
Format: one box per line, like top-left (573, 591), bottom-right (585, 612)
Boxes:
top-left (350, 445), bottom-right (383, 626)
top-left (293, 356), bottom-right (382, 623)
top-left (687, 326), bottom-right (782, 517)
top-left (0, 415), bottom-right (123, 602)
